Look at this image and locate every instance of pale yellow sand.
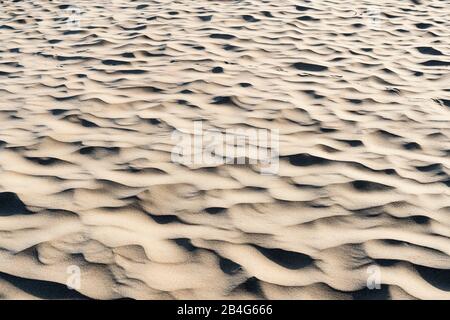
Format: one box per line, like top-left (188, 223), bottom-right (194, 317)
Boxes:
top-left (0, 0), bottom-right (449, 300)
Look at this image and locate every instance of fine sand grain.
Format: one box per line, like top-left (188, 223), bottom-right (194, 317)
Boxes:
top-left (0, 0), bottom-right (449, 299)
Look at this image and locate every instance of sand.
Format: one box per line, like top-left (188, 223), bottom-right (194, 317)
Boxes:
top-left (0, 0), bottom-right (449, 300)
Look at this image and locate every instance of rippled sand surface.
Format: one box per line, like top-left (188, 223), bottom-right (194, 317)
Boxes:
top-left (0, 0), bottom-right (449, 300)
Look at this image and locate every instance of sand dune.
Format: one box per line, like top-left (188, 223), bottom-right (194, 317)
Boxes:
top-left (0, 0), bottom-right (449, 299)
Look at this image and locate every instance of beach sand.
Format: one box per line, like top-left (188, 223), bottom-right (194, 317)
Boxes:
top-left (0, 0), bottom-right (449, 299)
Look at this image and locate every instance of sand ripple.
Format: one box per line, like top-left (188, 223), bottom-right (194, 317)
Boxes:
top-left (0, 0), bottom-right (449, 299)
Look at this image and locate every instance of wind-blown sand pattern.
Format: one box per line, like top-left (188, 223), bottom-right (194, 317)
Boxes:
top-left (0, 0), bottom-right (449, 300)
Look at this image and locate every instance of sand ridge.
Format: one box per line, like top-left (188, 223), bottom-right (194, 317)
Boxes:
top-left (0, 0), bottom-right (449, 299)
